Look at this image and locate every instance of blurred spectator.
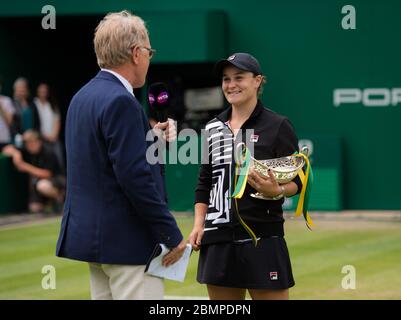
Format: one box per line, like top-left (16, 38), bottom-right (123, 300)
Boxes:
top-left (0, 75), bottom-right (15, 151)
top-left (33, 83), bottom-right (64, 170)
top-left (11, 77), bottom-right (40, 138)
top-left (2, 130), bottom-right (65, 213)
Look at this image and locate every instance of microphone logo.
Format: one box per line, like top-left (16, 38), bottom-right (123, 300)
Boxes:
top-left (157, 92), bottom-right (169, 104)
top-left (148, 93), bottom-right (155, 106)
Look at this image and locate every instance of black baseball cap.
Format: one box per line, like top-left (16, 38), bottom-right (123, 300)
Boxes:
top-left (214, 53), bottom-right (262, 77)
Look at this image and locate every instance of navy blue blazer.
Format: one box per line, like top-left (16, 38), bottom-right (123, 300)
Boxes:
top-left (56, 71), bottom-right (183, 265)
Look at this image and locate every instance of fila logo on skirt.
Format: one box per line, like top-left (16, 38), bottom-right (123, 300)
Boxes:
top-left (270, 271), bottom-right (278, 280)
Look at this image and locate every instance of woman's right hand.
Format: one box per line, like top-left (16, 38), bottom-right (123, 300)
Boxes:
top-left (189, 226), bottom-right (204, 251)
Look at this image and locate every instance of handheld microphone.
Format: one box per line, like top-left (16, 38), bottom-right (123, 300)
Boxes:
top-left (148, 82), bottom-right (169, 123)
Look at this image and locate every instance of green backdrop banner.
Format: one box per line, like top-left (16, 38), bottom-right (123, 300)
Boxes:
top-left (0, 0), bottom-right (400, 210)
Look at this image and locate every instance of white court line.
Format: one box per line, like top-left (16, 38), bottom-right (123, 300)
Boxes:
top-left (0, 216), bottom-right (60, 230)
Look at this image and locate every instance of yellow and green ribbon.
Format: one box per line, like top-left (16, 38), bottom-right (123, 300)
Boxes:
top-left (294, 152), bottom-right (314, 229)
top-left (231, 144), bottom-right (259, 246)
top-left (232, 146), bottom-right (251, 199)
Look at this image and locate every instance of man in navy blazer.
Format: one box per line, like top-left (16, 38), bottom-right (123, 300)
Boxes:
top-left (56, 11), bottom-right (186, 300)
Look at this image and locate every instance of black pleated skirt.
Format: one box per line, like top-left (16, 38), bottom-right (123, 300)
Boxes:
top-left (197, 236), bottom-right (295, 289)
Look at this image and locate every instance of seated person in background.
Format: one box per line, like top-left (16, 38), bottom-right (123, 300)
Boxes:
top-left (2, 130), bottom-right (65, 213)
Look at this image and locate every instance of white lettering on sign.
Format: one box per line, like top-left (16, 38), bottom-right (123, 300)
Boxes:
top-left (334, 88), bottom-right (401, 107)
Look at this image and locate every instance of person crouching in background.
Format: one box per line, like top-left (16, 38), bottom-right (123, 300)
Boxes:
top-left (2, 130), bottom-right (65, 213)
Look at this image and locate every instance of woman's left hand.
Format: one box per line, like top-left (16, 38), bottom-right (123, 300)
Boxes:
top-left (247, 168), bottom-right (282, 198)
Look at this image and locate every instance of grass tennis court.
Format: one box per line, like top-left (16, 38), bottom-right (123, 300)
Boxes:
top-left (1, 214), bottom-right (401, 300)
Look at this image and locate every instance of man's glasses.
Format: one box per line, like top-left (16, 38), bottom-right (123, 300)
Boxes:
top-left (140, 46), bottom-right (156, 59)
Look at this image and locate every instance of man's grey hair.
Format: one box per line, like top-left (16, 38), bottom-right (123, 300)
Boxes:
top-left (94, 10), bottom-right (149, 69)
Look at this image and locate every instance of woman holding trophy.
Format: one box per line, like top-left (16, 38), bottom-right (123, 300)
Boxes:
top-left (189, 52), bottom-right (307, 300)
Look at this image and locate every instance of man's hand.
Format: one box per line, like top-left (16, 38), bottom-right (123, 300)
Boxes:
top-left (153, 118), bottom-right (177, 142)
top-left (162, 239), bottom-right (187, 267)
top-left (2, 145), bottom-right (25, 171)
top-left (1, 145), bottom-right (18, 157)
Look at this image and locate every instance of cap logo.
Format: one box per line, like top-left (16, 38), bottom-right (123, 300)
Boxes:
top-left (228, 55), bottom-right (236, 61)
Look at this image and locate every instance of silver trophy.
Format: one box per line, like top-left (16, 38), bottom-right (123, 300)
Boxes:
top-left (236, 143), bottom-right (309, 200)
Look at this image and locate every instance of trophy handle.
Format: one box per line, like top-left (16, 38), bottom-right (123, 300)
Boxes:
top-left (235, 142), bottom-right (247, 165)
top-left (300, 145), bottom-right (310, 157)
